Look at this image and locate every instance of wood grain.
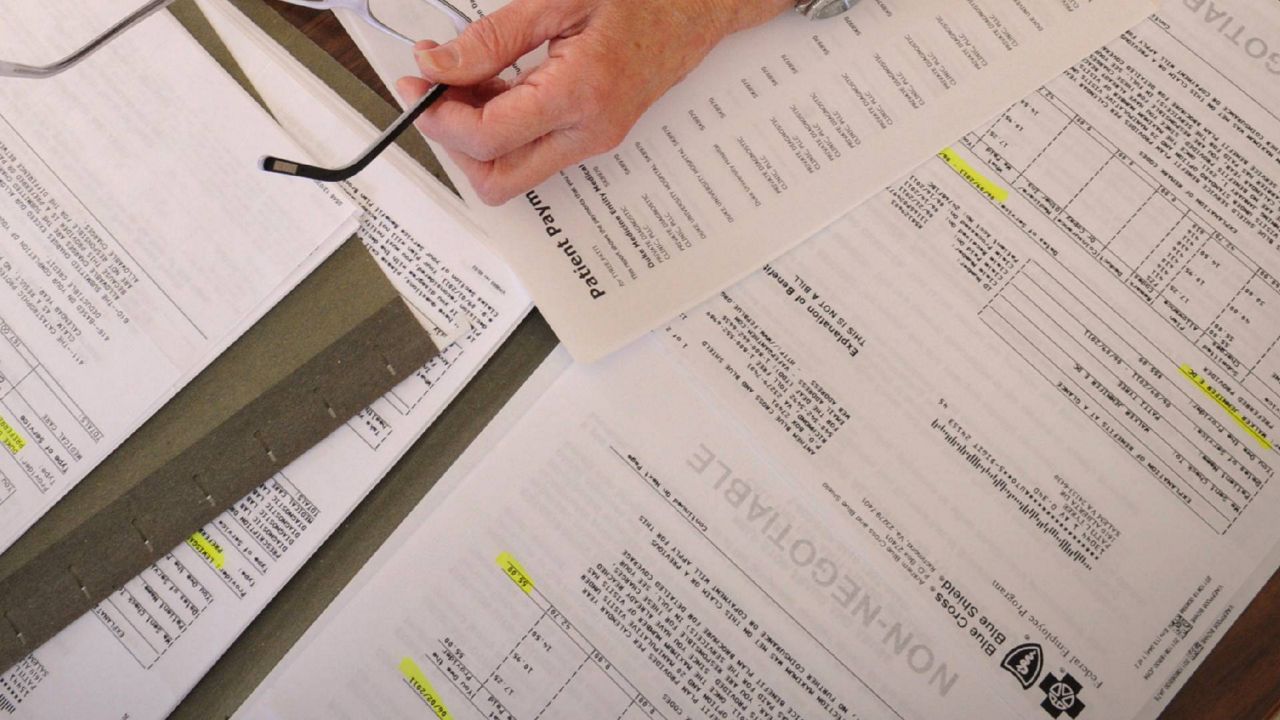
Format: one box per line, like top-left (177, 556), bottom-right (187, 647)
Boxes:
top-left (266, 5), bottom-right (1280, 718)
top-left (262, 1), bottom-right (398, 107)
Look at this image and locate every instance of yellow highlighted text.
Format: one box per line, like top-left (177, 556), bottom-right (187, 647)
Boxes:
top-left (399, 657), bottom-right (451, 719)
top-left (187, 531), bottom-right (225, 570)
top-left (939, 147), bottom-right (1009, 203)
top-left (497, 551), bottom-right (535, 594)
top-left (1180, 365), bottom-right (1273, 451)
top-left (0, 414), bottom-right (25, 455)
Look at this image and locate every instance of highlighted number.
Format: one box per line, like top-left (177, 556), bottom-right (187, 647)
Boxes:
top-left (496, 552), bottom-right (535, 594)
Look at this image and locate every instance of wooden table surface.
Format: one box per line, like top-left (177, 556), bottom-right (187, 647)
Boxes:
top-left (257, 4), bottom-right (1280, 719)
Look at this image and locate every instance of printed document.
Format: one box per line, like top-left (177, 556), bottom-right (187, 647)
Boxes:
top-left (0, 2), bottom-right (531, 716)
top-left (242, 2), bottom-right (1280, 718)
top-left (348, 0), bottom-right (1154, 359)
top-left (0, 0), bottom-right (359, 554)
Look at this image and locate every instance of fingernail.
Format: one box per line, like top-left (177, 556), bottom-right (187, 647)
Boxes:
top-left (416, 43), bottom-right (459, 73)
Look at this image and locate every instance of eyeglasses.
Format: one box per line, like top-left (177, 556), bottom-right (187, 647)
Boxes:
top-left (0, 0), bottom-right (470, 183)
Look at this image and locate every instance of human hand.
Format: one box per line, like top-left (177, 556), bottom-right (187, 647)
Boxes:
top-left (396, 0), bottom-right (791, 205)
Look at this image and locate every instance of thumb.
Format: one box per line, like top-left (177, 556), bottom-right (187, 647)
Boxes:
top-left (414, 0), bottom-right (577, 85)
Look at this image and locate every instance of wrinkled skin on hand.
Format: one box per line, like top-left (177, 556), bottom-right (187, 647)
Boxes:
top-left (396, 0), bottom-right (791, 205)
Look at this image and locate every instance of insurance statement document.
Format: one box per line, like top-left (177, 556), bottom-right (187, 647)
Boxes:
top-left (350, 0), bottom-right (1154, 359)
top-left (0, 1), bottom-right (357, 554)
top-left (245, 2), bottom-right (1280, 718)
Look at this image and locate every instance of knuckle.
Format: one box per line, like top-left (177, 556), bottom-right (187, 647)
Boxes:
top-left (464, 16), bottom-right (510, 61)
top-left (579, 115), bottom-right (630, 156)
top-left (563, 54), bottom-right (611, 115)
top-left (596, 123), bottom-right (630, 153)
top-left (469, 171), bottom-right (501, 205)
top-left (465, 133), bottom-right (502, 162)
top-left (469, 113), bottom-right (522, 162)
top-left (573, 80), bottom-right (608, 119)
top-left (475, 181), bottom-right (510, 206)
top-left (470, 145), bottom-right (502, 163)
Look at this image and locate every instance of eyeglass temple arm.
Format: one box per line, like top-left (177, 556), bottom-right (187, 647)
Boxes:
top-left (430, 0), bottom-right (473, 35)
top-left (261, 82), bottom-right (448, 183)
top-left (0, 0), bottom-right (178, 79)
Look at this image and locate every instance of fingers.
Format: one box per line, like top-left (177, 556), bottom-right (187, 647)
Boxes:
top-left (396, 75), bottom-right (508, 109)
top-left (416, 81), bottom-right (576, 162)
top-left (398, 0), bottom-right (663, 204)
top-left (398, 76), bottom-right (525, 159)
top-left (443, 128), bottom-right (595, 205)
top-left (395, 76), bottom-right (432, 105)
top-left (409, 47), bottom-right (629, 205)
top-left (414, 0), bottom-right (586, 86)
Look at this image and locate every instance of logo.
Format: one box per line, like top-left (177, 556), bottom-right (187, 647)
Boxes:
top-left (1038, 673), bottom-right (1086, 718)
top-left (1000, 642), bottom-right (1043, 690)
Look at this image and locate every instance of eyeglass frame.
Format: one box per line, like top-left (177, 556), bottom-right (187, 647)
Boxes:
top-left (0, 0), bottom-right (470, 183)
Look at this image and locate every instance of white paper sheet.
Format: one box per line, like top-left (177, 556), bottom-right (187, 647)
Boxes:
top-left (0, 2), bottom-right (532, 716)
top-left (0, 0), bottom-right (359, 555)
top-left (241, 3), bottom-right (1280, 718)
top-left (346, 0), bottom-right (1155, 360)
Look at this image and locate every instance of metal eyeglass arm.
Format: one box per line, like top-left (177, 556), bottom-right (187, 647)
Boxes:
top-left (261, 82), bottom-right (448, 183)
top-left (0, 0), bottom-right (178, 79)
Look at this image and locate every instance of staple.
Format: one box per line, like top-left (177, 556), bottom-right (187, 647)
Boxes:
top-left (254, 430), bottom-right (278, 464)
top-left (130, 518), bottom-right (155, 553)
top-left (191, 474), bottom-right (215, 507)
top-left (67, 565), bottom-right (91, 600)
top-left (319, 394), bottom-right (337, 419)
top-left (3, 611), bottom-right (24, 646)
top-left (381, 354), bottom-right (397, 377)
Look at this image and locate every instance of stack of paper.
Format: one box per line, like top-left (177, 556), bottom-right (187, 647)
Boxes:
top-left (240, 2), bottom-right (1280, 719)
top-left (0, 1), bottom-right (533, 717)
top-left (0, 0), bottom-right (358, 557)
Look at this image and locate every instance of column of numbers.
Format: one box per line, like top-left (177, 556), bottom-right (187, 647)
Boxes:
top-left (428, 589), bottom-right (666, 720)
top-left (964, 89), bottom-right (1280, 403)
